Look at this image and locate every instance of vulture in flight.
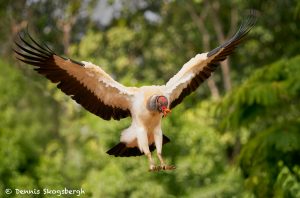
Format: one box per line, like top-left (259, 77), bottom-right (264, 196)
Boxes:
top-left (14, 10), bottom-right (257, 171)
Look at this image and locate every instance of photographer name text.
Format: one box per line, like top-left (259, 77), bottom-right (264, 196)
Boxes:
top-left (5, 188), bottom-right (85, 196)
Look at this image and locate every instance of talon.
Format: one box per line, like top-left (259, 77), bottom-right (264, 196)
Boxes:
top-left (149, 166), bottom-right (162, 172)
top-left (160, 165), bottom-right (176, 171)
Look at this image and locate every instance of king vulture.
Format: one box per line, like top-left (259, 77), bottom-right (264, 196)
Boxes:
top-left (14, 10), bottom-right (257, 171)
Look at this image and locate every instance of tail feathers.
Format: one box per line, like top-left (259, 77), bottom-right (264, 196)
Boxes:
top-left (106, 135), bottom-right (171, 157)
top-left (106, 143), bottom-right (144, 157)
top-left (162, 135), bottom-right (170, 144)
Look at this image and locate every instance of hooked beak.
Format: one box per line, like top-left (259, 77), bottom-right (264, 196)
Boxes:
top-left (161, 106), bottom-right (171, 117)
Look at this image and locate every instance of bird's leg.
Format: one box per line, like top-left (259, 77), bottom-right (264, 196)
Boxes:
top-left (154, 130), bottom-right (176, 171)
top-left (146, 152), bottom-right (160, 171)
top-left (136, 126), bottom-right (160, 171)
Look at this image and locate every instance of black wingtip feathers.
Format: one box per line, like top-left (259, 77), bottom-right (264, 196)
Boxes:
top-left (207, 9), bottom-right (258, 57)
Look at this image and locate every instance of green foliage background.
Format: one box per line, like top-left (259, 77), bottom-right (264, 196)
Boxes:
top-left (0, 0), bottom-right (300, 197)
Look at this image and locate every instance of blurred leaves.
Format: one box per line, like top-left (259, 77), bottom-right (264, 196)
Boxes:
top-left (218, 56), bottom-right (300, 197)
top-left (1, 0), bottom-right (300, 198)
top-left (218, 56), bottom-right (300, 129)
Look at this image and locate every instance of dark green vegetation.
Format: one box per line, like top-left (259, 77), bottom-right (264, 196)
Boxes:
top-left (1, 1), bottom-right (300, 197)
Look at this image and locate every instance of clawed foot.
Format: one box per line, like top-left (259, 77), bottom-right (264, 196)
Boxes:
top-left (149, 165), bottom-right (162, 172)
top-left (149, 165), bottom-right (176, 172)
top-left (160, 164), bottom-right (176, 170)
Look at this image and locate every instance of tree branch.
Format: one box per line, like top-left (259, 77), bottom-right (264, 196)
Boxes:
top-left (185, 2), bottom-right (220, 100)
top-left (208, 1), bottom-right (232, 91)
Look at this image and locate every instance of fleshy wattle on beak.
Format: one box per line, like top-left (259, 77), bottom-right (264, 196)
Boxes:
top-left (161, 106), bottom-right (171, 117)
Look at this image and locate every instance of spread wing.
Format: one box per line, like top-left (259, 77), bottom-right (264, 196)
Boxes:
top-left (164, 10), bottom-right (257, 109)
top-left (14, 32), bottom-right (137, 120)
